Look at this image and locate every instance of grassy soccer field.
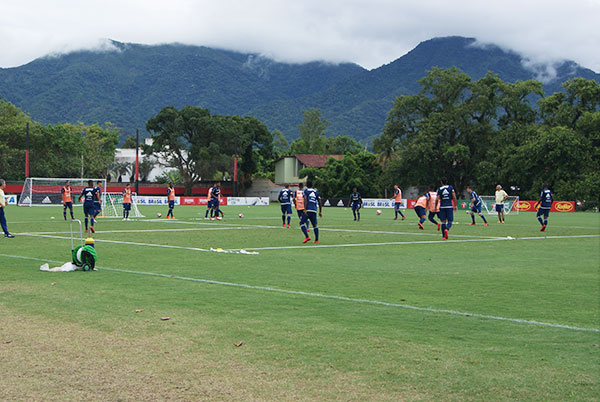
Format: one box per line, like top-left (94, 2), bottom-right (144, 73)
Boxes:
top-left (1, 204), bottom-right (599, 401)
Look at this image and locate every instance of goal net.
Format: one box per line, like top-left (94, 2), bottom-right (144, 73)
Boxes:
top-left (18, 177), bottom-right (106, 206)
top-left (480, 196), bottom-right (520, 215)
top-left (103, 192), bottom-right (145, 218)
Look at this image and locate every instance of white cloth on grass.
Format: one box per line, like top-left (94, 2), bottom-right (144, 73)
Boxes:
top-left (40, 262), bottom-right (78, 272)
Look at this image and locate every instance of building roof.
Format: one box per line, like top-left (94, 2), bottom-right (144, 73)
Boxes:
top-left (294, 154), bottom-right (343, 168)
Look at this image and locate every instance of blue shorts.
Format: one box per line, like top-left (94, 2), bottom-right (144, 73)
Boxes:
top-left (438, 207), bottom-right (454, 222)
top-left (537, 208), bottom-right (550, 218)
top-left (211, 198), bottom-right (219, 208)
top-left (63, 202), bottom-right (73, 209)
top-left (351, 202), bottom-right (361, 211)
top-left (168, 200), bottom-right (175, 209)
top-left (83, 203), bottom-right (95, 216)
top-left (302, 211), bottom-right (318, 228)
top-left (471, 204), bottom-right (482, 213)
top-left (414, 206), bottom-right (426, 217)
top-left (495, 203), bottom-right (504, 212)
top-left (281, 204), bottom-right (292, 214)
top-left (394, 202), bottom-right (402, 210)
top-left (123, 203), bottom-right (131, 211)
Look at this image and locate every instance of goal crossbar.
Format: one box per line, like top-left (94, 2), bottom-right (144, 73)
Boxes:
top-left (479, 196), bottom-right (520, 215)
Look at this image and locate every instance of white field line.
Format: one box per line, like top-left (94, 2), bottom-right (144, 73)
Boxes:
top-left (0, 252), bottom-right (598, 334)
top-left (19, 227), bottom-right (252, 235)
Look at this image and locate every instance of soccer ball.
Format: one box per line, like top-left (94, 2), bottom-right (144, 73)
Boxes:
top-left (157, 212), bottom-right (162, 218)
top-left (238, 213), bottom-right (244, 218)
top-left (376, 209), bottom-right (382, 215)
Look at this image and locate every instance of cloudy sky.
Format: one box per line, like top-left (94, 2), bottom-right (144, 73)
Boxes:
top-left (1, 0), bottom-right (599, 71)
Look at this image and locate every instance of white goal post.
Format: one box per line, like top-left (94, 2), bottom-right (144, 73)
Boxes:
top-left (103, 192), bottom-right (145, 218)
top-left (479, 196), bottom-right (520, 215)
top-left (18, 177), bottom-right (107, 206)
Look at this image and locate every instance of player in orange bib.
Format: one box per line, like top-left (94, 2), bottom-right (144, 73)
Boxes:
top-left (122, 183), bottom-right (132, 220)
top-left (427, 185), bottom-right (441, 231)
top-left (390, 184), bottom-right (405, 220)
top-left (61, 180), bottom-right (74, 220)
top-left (413, 191), bottom-right (429, 230)
top-left (293, 182), bottom-right (310, 232)
top-left (166, 183), bottom-right (176, 219)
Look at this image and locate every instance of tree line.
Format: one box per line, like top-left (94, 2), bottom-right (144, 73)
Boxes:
top-left (1, 68), bottom-right (598, 207)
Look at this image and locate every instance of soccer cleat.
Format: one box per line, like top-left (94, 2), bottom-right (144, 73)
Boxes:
top-left (394, 217), bottom-right (398, 221)
top-left (353, 218), bottom-right (357, 221)
top-left (437, 223), bottom-right (441, 231)
top-left (498, 220), bottom-right (501, 224)
top-left (84, 229), bottom-right (88, 233)
top-left (501, 220), bottom-right (505, 224)
top-left (307, 228), bottom-right (310, 232)
top-left (402, 216), bottom-right (406, 220)
top-left (442, 236), bottom-right (448, 240)
top-left (540, 224), bottom-right (546, 232)
top-left (210, 217), bottom-right (215, 221)
top-left (484, 222), bottom-right (489, 226)
top-left (287, 224), bottom-right (290, 228)
top-left (358, 217), bottom-right (360, 221)
top-left (444, 229), bottom-right (449, 239)
top-left (314, 240), bottom-right (319, 244)
top-left (216, 217), bottom-right (222, 220)
top-left (302, 237), bottom-right (311, 244)
top-left (470, 223), bottom-right (476, 226)
top-left (5, 233), bottom-right (14, 238)
top-left (90, 226), bottom-right (95, 233)
top-left (418, 222), bottom-right (424, 230)
top-left (64, 216), bottom-right (67, 221)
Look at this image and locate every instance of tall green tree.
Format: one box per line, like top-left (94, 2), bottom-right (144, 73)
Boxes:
top-left (289, 107), bottom-right (328, 154)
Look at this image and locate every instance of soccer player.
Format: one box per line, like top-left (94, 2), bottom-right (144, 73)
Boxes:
top-left (535, 183), bottom-right (553, 232)
top-left (427, 185), bottom-right (440, 230)
top-left (205, 185), bottom-right (213, 219)
top-left (210, 182), bottom-right (223, 220)
top-left (0, 179), bottom-right (15, 238)
top-left (495, 184), bottom-right (508, 223)
top-left (390, 184), bottom-right (406, 220)
top-left (467, 186), bottom-right (488, 226)
top-left (300, 180), bottom-right (322, 244)
top-left (166, 183), bottom-right (175, 219)
top-left (278, 184), bottom-right (293, 227)
top-left (434, 177), bottom-right (457, 240)
top-left (348, 187), bottom-right (362, 221)
top-left (413, 191), bottom-right (429, 230)
top-left (61, 180), bottom-right (74, 220)
top-left (293, 183), bottom-right (310, 232)
top-left (122, 183), bottom-right (132, 220)
top-left (79, 180), bottom-right (99, 233)
top-left (93, 180), bottom-right (103, 219)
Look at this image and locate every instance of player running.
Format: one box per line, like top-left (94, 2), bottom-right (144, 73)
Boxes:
top-left (467, 186), bottom-right (489, 226)
top-left (278, 184), bottom-right (293, 227)
top-left (535, 183), bottom-right (553, 232)
top-left (427, 185), bottom-right (440, 230)
top-left (413, 191), bottom-right (429, 230)
top-left (390, 184), bottom-right (406, 220)
top-left (61, 180), bottom-right (74, 220)
top-left (79, 180), bottom-right (99, 233)
top-left (435, 177), bottom-right (457, 240)
top-left (300, 180), bottom-right (322, 244)
top-left (122, 183), bottom-right (132, 220)
top-left (166, 183), bottom-right (176, 219)
top-left (495, 184), bottom-right (508, 223)
top-left (293, 183), bottom-right (310, 232)
top-left (93, 180), bottom-right (103, 220)
top-left (348, 187), bottom-right (362, 221)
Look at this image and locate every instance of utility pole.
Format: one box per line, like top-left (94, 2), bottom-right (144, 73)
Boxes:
top-left (233, 136), bottom-right (238, 197)
top-left (135, 129), bottom-right (140, 194)
top-left (25, 122), bottom-right (30, 178)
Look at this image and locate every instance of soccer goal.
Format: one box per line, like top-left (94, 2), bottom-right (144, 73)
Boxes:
top-left (480, 196), bottom-right (520, 215)
top-left (18, 177), bottom-right (106, 206)
top-left (103, 192), bottom-right (145, 218)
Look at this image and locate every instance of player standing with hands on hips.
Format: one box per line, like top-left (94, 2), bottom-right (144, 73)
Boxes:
top-left (0, 179), bottom-right (15, 238)
top-left (495, 184), bottom-right (508, 224)
top-left (348, 187), bottom-right (362, 221)
top-left (278, 184), bottom-right (293, 227)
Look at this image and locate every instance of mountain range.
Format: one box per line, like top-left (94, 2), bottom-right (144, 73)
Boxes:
top-left (0, 36), bottom-right (598, 144)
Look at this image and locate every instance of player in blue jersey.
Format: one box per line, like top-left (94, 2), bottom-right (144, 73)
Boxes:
top-left (434, 177), bottom-right (458, 240)
top-left (535, 183), bottom-right (553, 232)
top-left (347, 187), bottom-right (362, 221)
top-left (79, 180), bottom-right (99, 233)
top-left (300, 180), bottom-right (322, 244)
top-left (93, 180), bottom-right (103, 219)
top-left (278, 184), bottom-right (293, 227)
top-left (210, 182), bottom-right (223, 220)
top-left (466, 186), bottom-right (488, 226)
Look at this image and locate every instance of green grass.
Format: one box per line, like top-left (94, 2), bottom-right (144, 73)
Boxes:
top-left (1, 204), bottom-right (599, 401)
